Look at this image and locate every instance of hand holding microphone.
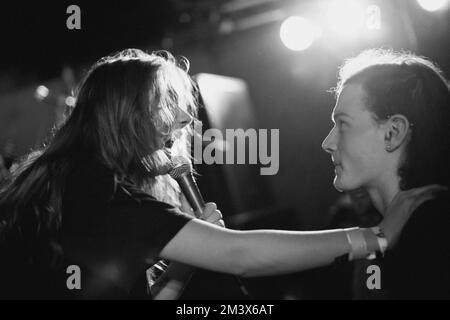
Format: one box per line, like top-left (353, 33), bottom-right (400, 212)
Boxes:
top-left (194, 201), bottom-right (225, 228)
top-left (168, 156), bottom-right (250, 298)
top-left (170, 156), bottom-right (225, 227)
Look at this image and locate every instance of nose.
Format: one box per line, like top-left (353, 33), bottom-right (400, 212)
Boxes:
top-left (175, 108), bottom-right (193, 130)
top-left (321, 127), bottom-right (337, 154)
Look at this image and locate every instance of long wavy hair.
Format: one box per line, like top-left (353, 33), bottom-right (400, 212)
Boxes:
top-left (0, 49), bottom-right (198, 266)
top-left (333, 48), bottom-right (450, 190)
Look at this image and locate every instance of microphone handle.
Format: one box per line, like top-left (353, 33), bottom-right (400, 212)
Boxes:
top-left (176, 173), bottom-right (205, 217)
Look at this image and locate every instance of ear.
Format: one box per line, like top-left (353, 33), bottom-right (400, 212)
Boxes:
top-left (384, 114), bottom-right (411, 152)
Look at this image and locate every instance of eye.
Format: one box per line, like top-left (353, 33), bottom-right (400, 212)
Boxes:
top-left (336, 119), bottom-right (347, 128)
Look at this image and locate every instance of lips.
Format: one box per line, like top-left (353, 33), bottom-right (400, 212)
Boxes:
top-left (331, 157), bottom-right (342, 171)
top-left (164, 138), bottom-right (174, 149)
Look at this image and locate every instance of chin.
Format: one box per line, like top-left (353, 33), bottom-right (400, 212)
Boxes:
top-left (333, 181), bottom-right (345, 192)
top-left (333, 176), bottom-right (357, 192)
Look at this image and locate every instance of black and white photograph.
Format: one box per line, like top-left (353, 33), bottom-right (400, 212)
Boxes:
top-left (0, 0), bottom-right (449, 306)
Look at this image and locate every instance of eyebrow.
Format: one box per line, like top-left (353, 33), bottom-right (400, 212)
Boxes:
top-left (332, 112), bottom-right (353, 122)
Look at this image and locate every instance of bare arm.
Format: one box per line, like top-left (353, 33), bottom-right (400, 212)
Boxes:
top-left (160, 219), bottom-right (350, 277)
top-left (160, 184), bottom-right (444, 279)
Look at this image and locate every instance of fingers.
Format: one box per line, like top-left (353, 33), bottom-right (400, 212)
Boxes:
top-left (194, 202), bottom-right (216, 218)
top-left (213, 218), bottom-right (226, 228)
top-left (202, 202), bottom-right (217, 215)
top-left (204, 208), bottom-right (224, 225)
top-left (408, 193), bottom-right (438, 213)
top-left (206, 210), bottom-right (222, 223)
top-left (407, 184), bottom-right (448, 197)
top-left (383, 184), bottom-right (447, 246)
top-left (198, 202), bottom-right (225, 227)
top-left (391, 184), bottom-right (447, 205)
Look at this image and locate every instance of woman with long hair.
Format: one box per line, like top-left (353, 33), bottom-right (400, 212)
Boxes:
top-left (0, 49), bottom-right (441, 299)
top-left (322, 48), bottom-right (450, 299)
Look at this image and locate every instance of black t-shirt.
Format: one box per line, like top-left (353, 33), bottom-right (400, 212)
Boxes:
top-left (1, 157), bottom-right (193, 299)
top-left (353, 194), bottom-right (450, 299)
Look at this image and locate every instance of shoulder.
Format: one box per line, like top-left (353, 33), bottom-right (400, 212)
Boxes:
top-left (385, 192), bottom-right (450, 298)
top-left (398, 191), bottom-right (450, 245)
top-left (64, 157), bottom-right (116, 203)
top-left (408, 192), bottom-right (450, 228)
top-left (113, 178), bottom-right (187, 217)
top-left (64, 158), bottom-right (192, 221)
top-left (65, 158), bottom-right (155, 205)
top-left (63, 159), bottom-right (193, 249)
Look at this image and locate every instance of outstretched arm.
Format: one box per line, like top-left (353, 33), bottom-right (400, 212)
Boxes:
top-left (161, 219), bottom-right (351, 277)
top-left (160, 185), bottom-right (444, 277)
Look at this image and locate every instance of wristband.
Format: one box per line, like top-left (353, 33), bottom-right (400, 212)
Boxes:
top-left (344, 227), bottom-right (368, 261)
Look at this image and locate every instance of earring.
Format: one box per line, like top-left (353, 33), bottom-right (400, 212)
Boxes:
top-left (386, 144), bottom-right (392, 151)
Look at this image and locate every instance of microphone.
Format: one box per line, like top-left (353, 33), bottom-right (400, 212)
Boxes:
top-left (168, 158), bottom-right (204, 217)
top-left (168, 156), bottom-right (251, 298)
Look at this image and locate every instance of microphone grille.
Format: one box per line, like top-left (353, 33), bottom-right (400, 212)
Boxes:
top-left (168, 163), bottom-right (192, 179)
top-left (168, 156), bottom-right (193, 179)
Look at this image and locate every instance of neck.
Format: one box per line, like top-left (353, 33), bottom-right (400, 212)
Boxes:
top-left (366, 175), bottom-right (401, 216)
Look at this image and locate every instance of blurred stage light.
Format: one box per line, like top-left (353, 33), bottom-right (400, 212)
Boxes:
top-left (35, 85), bottom-right (49, 100)
top-left (327, 0), bottom-right (365, 38)
top-left (416, 0), bottom-right (449, 12)
top-left (280, 16), bottom-right (318, 51)
top-left (65, 96), bottom-right (76, 107)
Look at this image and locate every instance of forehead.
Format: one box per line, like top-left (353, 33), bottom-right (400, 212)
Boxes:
top-left (333, 83), bottom-right (368, 117)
